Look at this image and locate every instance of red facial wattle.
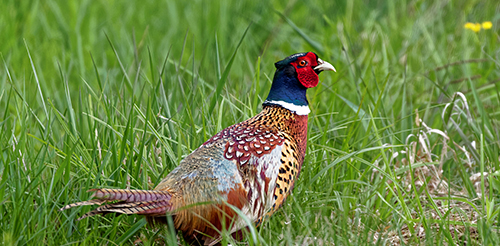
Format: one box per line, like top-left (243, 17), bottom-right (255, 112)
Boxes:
top-left (291, 52), bottom-right (320, 88)
top-left (295, 67), bottom-right (319, 88)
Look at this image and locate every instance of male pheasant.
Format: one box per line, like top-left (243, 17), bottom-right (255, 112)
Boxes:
top-left (60, 52), bottom-right (335, 245)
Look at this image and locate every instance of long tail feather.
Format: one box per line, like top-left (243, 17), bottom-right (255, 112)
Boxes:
top-left (58, 199), bottom-right (108, 211)
top-left (90, 188), bottom-right (172, 202)
top-left (60, 188), bottom-right (173, 220)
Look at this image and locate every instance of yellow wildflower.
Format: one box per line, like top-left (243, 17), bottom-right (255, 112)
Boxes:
top-left (482, 21), bottom-right (492, 29)
top-left (474, 23), bottom-right (482, 32)
top-left (464, 22), bottom-right (481, 32)
top-left (464, 22), bottom-right (475, 29)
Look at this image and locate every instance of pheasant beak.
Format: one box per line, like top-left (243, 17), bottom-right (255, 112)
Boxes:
top-left (314, 58), bottom-right (336, 74)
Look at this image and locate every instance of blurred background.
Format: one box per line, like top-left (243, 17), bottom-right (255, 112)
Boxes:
top-left (1, 1), bottom-right (499, 116)
top-left (0, 0), bottom-right (499, 245)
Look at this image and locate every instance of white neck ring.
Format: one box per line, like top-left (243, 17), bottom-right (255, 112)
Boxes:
top-left (263, 100), bottom-right (310, 115)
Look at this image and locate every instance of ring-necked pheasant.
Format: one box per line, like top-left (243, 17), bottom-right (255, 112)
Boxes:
top-left (60, 52), bottom-right (335, 245)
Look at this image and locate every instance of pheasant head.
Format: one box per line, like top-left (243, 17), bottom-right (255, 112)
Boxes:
top-left (264, 52), bottom-right (336, 115)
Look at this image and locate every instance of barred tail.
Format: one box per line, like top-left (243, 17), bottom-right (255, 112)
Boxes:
top-left (59, 188), bottom-right (173, 220)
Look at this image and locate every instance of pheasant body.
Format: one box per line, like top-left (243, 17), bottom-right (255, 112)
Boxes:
top-left (60, 52), bottom-right (335, 245)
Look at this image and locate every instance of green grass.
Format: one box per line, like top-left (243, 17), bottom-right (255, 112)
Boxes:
top-left (1, 0), bottom-right (500, 245)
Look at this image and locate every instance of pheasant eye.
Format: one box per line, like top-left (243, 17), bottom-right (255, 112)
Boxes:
top-left (299, 60), bottom-right (307, 66)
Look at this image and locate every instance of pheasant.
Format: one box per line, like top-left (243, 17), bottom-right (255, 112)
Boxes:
top-left (60, 52), bottom-right (335, 245)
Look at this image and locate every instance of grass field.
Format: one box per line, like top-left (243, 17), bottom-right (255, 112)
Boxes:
top-left (1, 0), bottom-right (500, 245)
